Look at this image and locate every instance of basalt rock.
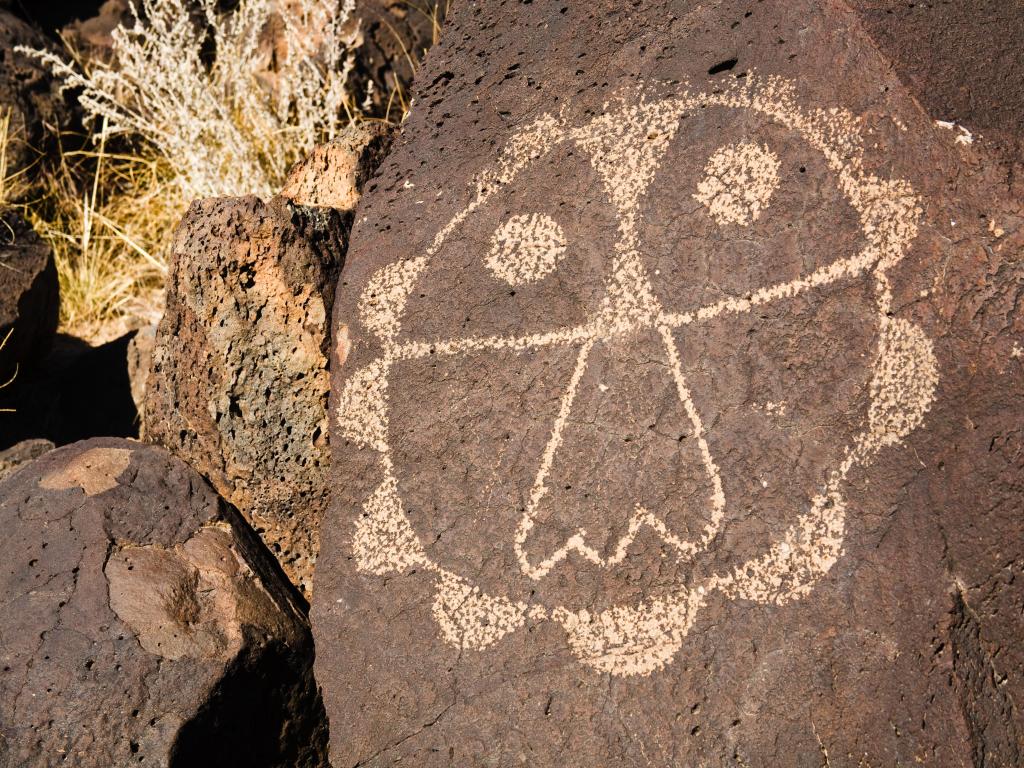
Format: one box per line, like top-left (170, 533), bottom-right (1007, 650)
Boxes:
top-left (0, 438), bottom-right (328, 767)
top-left (0, 437), bottom-right (52, 478)
top-left (59, 0), bottom-right (128, 63)
top-left (312, 1), bottom-right (1024, 766)
top-left (0, 208), bottom-right (58, 385)
top-left (144, 196), bottom-right (349, 597)
top-left (126, 323), bottom-right (155, 414)
top-left (850, 0), bottom-right (1024, 190)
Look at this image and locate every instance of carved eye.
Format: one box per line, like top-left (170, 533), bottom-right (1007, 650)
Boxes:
top-left (693, 141), bottom-right (781, 226)
top-left (486, 213), bottom-right (567, 285)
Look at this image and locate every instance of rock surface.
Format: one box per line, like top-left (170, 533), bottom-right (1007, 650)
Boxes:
top-left (59, 0), bottom-right (128, 63)
top-left (0, 438), bottom-right (328, 767)
top-left (126, 323), bottom-right (155, 415)
top-left (0, 437), bottom-right (52, 478)
top-left (312, 1), bottom-right (1024, 765)
top-left (850, 0), bottom-right (1024, 189)
top-left (144, 196), bottom-right (348, 596)
top-left (281, 123), bottom-right (395, 211)
top-left (0, 10), bottom-right (73, 202)
top-left (0, 208), bottom-right (59, 384)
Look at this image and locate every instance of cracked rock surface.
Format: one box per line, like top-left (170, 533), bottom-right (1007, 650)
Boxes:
top-left (144, 196), bottom-right (349, 597)
top-left (0, 438), bottom-right (328, 767)
top-left (313, 1), bottom-right (1024, 765)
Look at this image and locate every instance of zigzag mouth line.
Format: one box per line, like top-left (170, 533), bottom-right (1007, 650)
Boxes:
top-left (517, 504), bottom-right (703, 576)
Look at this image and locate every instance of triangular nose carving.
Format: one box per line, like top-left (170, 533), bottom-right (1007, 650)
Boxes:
top-left (513, 329), bottom-right (724, 580)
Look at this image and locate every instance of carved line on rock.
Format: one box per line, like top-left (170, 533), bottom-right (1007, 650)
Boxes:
top-left (340, 74), bottom-right (938, 677)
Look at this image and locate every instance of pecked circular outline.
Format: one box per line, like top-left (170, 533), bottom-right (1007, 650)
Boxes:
top-left (337, 74), bottom-right (939, 677)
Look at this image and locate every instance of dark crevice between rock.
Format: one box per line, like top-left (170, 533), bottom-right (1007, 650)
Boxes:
top-left (0, 331), bottom-right (139, 450)
top-left (950, 586), bottom-right (1022, 768)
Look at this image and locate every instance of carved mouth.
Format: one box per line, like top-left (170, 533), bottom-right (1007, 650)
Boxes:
top-left (516, 503), bottom-right (702, 581)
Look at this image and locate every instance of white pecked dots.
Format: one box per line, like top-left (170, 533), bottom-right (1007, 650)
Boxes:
top-left (694, 140), bottom-right (781, 226)
top-left (486, 213), bottom-right (567, 285)
top-left (344, 77), bottom-right (934, 678)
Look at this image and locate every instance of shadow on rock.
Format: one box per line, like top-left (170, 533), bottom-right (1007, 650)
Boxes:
top-left (0, 330), bottom-right (140, 449)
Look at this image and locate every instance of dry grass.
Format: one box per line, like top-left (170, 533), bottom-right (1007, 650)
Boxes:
top-left (14, 0), bottom-right (445, 343)
top-left (374, 1), bottom-right (448, 122)
top-left (18, 0), bottom-right (362, 341)
top-left (0, 107), bottom-right (34, 209)
top-left (25, 121), bottom-right (174, 341)
top-left (0, 328), bottom-right (18, 411)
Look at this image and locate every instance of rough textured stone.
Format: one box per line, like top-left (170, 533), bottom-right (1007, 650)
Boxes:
top-left (849, 0), bottom-right (1024, 191)
top-left (59, 0), bottom-right (128, 62)
top-left (0, 208), bottom-right (59, 384)
top-left (0, 437), bottom-right (52, 478)
top-left (0, 10), bottom-right (73, 201)
top-left (126, 323), bottom-right (155, 415)
top-left (312, 1), bottom-right (1024, 765)
top-left (281, 123), bottom-right (396, 211)
top-left (144, 196), bottom-right (348, 596)
top-left (0, 437), bottom-right (328, 767)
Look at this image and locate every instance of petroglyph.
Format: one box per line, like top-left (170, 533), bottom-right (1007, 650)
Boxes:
top-left (339, 75), bottom-right (938, 676)
top-left (694, 141), bottom-right (781, 226)
top-left (486, 213), bottom-right (567, 285)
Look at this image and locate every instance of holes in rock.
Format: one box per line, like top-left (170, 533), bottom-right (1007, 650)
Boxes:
top-left (708, 58), bottom-right (738, 75)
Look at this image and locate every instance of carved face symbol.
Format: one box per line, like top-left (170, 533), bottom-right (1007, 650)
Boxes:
top-left (338, 76), bottom-right (938, 676)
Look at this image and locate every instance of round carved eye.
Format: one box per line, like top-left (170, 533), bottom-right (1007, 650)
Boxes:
top-left (486, 212), bottom-right (567, 285)
top-left (693, 141), bottom-right (781, 226)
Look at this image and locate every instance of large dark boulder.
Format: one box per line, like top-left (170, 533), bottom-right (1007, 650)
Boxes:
top-left (144, 196), bottom-right (349, 597)
top-left (0, 438), bottom-right (328, 767)
top-left (311, 1), bottom-right (1024, 765)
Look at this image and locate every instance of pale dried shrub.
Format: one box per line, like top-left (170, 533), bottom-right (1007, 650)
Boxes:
top-left (18, 0), bottom-right (362, 338)
top-left (23, 0), bottom-right (360, 200)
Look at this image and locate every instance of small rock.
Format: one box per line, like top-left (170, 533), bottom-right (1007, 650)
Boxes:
top-left (0, 438), bottom-right (328, 767)
top-left (126, 323), bottom-right (155, 414)
top-left (281, 123), bottom-right (395, 210)
top-left (60, 0), bottom-right (130, 64)
top-left (144, 197), bottom-right (349, 596)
